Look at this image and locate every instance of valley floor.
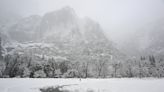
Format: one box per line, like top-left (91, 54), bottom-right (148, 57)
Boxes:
top-left (0, 78), bottom-right (163, 92)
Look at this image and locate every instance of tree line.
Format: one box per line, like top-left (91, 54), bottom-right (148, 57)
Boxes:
top-left (0, 53), bottom-right (164, 78)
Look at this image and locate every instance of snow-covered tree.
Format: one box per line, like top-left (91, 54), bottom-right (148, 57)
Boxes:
top-left (111, 61), bottom-right (121, 77)
top-left (55, 69), bottom-right (62, 78)
top-left (47, 58), bottom-right (58, 77)
top-left (0, 62), bottom-right (5, 77)
top-left (94, 55), bottom-right (109, 78)
top-left (63, 69), bottom-right (78, 78)
top-left (0, 36), bottom-right (2, 60)
top-left (22, 67), bottom-right (31, 77)
top-left (81, 61), bottom-right (90, 78)
top-left (59, 61), bottom-right (69, 74)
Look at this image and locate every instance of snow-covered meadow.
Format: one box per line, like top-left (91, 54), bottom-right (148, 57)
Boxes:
top-left (0, 78), bottom-right (164, 92)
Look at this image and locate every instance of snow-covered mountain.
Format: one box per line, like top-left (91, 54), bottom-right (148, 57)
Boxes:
top-left (0, 7), bottom-right (124, 62)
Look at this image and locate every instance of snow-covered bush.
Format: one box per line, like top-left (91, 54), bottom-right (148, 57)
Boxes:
top-left (33, 70), bottom-right (46, 78)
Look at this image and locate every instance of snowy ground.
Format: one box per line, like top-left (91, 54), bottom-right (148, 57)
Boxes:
top-left (0, 78), bottom-right (164, 92)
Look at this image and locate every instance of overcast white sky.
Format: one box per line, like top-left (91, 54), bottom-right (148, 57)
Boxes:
top-left (1, 0), bottom-right (164, 43)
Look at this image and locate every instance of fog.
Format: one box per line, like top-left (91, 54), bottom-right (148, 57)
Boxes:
top-left (1, 0), bottom-right (164, 79)
top-left (1, 0), bottom-right (164, 44)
